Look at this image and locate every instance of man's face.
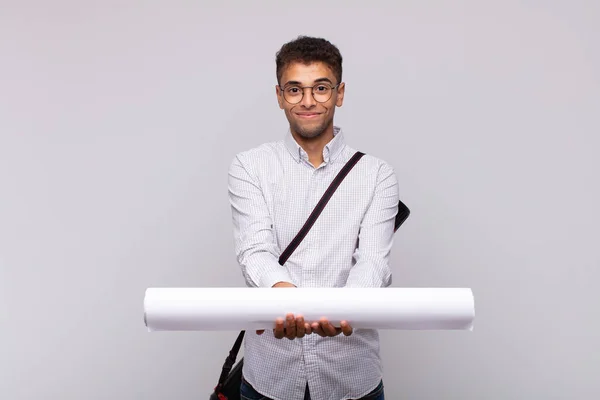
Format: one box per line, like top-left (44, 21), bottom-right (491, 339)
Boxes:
top-left (276, 61), bottom-right (345, 140)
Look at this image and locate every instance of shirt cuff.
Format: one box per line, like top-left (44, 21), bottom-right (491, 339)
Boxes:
top-left (260, 270), bottom-right (296, 288)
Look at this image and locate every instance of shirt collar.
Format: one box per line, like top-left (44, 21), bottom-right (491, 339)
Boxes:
top-left (284, 126), bottom-right (346, 165)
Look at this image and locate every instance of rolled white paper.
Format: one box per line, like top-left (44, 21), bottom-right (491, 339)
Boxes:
top-left (144, 287), bottom-right (474, 331)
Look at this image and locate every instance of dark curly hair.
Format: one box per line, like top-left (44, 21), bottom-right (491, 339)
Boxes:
top-left (275, 36), bottom-right (343, 86)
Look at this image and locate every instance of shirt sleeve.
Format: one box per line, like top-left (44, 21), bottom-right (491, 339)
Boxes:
top-left (228, 154), bottom-right (295, 288)
top-left (344, 162), bottom-right (399, 288)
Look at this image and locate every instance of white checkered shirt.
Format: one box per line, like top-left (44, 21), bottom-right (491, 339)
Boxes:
top-left (228, 126), bottom-right (399, 400)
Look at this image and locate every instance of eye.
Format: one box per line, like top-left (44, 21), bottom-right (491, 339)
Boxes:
top-left (315, 85), bottom-right (329, 92)
top-left (286, 86), bottom-right (301, 93)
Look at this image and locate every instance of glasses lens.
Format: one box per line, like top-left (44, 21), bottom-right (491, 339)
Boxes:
top-left (283, 86), bottom-right (303, 104)
top-left (312, 84), bottom-right (333, 102)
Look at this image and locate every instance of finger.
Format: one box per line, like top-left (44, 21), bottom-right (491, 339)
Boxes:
top-left (296, 315), bottom-right (305, 338)
top-left (304, 322), bottom-right (312, 335)
top-left (340, 320), bottom-right (353, 336)
top-left (320, 318), bottom-right (338, 337)
top-left (274, 318), bottom-right (285, 339)
top-left (311, 322), bottom-right (326, 337)
top-left (285, 314), bottom-right (296, 340)
top-left (256, 329), bottom-right (265, 335)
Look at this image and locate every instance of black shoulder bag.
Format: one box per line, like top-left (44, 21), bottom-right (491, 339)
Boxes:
top-left (210, 151), bottom-right (410, 400)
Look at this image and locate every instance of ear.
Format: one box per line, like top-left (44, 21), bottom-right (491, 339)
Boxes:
top-left (276, 85), bottom-right (284, 109)
top-left (335, 82), bottom-right (345, 107)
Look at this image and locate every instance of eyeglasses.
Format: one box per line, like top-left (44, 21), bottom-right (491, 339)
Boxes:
top-left (279, 82), bottom-right (340, 104)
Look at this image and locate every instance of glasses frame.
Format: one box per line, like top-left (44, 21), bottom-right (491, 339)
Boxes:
top-left (278, 82), bottom-right (341, 104)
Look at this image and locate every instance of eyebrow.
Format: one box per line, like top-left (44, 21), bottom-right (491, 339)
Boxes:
top-left (283, 77), bottom-right (334, 86)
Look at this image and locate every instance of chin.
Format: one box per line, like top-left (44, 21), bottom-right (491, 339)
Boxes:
top-left (297, 128), bottom-right (324, 139)
top-left (293, 121), bottom-right (330, 139)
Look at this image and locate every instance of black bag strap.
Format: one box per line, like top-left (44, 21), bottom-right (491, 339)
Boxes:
top-left (215, 151), bottom-right (365, 390)
top-left (278, 151), bottom-right (365, 265)
top-left (215, 329), bottom-right (245, 390)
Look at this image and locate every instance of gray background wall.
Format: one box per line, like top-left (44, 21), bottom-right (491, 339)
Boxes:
top-left (1, 1), bottom-right (598, 399)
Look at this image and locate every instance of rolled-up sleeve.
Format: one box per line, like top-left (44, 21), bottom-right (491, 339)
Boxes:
top-left (344, 162), bottom-right (399, 288)
top-left (228, 154), bottom-right (295, 288)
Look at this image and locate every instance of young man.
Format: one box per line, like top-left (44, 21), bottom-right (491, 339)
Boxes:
top-left (228, 36), bottom-right (398, 400)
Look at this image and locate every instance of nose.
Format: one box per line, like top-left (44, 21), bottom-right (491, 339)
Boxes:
top-left (299, 87), bottom-right (317, 108)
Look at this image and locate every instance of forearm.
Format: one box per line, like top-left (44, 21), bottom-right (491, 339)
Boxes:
top-left (344, 258), bottom-right (392, 288)
top-left (237, 247), bottom-right (296, 288)
top-left (344, 162), bottom-right (398, 288)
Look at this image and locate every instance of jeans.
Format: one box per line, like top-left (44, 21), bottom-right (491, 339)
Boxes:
top-left (240, 376), bottom-right (385, 400)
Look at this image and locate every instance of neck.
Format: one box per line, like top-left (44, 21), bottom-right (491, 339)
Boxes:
top-left (292, 124), bottom-right (335, 168)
